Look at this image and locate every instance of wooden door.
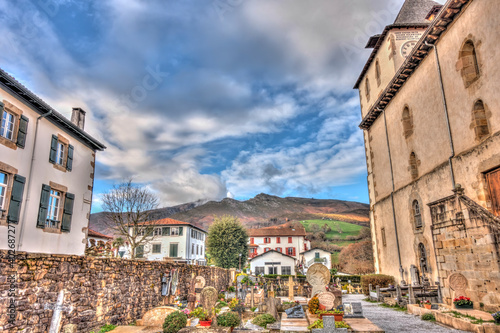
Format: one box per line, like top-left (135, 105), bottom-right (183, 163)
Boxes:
top-left (486, 167), bottom-right (500, 216)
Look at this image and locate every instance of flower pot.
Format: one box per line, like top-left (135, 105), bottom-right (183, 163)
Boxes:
top-left (318, 304), bottom-right (326, 311)
top-left (333, 314), bottom-right (344, 322)
top-left (319, 313), bottom-right (334, 320)
top-left (200, 320), bottom-right (212, 327)
top-left (455, 304), bottom-right (473, 309)
top-left (424, 304), bottom-right (432, 310)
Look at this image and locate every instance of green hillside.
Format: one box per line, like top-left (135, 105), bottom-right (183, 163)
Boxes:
top-left (301, 219), bottom-right (363, 239)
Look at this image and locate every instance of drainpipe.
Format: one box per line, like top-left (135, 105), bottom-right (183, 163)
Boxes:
top-left (425, 41), bottom-right (456, 190)
top-left (17, 109), bottom-right (53, 250)
top-left (379, 108), bottom-right (405, 284)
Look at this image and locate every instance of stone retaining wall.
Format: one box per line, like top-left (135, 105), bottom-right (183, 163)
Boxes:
top-left (0, 251), bottom-right (231, 332)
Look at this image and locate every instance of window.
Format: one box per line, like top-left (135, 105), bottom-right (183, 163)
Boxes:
top-left (196, 244), bottom-right (199, 255)
top-left (169, 243), bottom-right (178, 257)
top-left (472, 100), bottom-right (489, 141)
top-left (49, 135), bottom-right (74, 172)
top-left (152, 244), bottom-right (161, 254)
top-left (409, 152), bottom-right (418, 180)
top-left (485, 167), bottom-right (500, 216)
top-left (375, 60), bottom-right (381, 86)
top-left (413, 200), bottom-right (422, 228)
top-left (402, 106), bottom-right (413, 138)
top-left (250, 237), bottom-right (254, 244)
top-left (281, 266), bottom-right (291, 275)
top-left (37, 184), bottom-right (74, 232)
top-left (200, 246), bottom-right (203, 256)
top-left (153, 227), bottom-right (162, 236)
top-left (0, 172), bottom-right (7, 212)
top-left (288, 237), bottom-right (292, 243)
top-left (170, 227), bottom-right (180, 236)
top-left (276, 247), bottom-right (282, 253)
top-left (162, 227), bottom-right (170, 236)
top-left (419, 243), bottom-right (428, 273)
top-left (287, 247), bottom-right (295, 256)
top-left (315, 252), bottom-right (320, 259)
top-left (255, 267), bottom-right (265, 275)
top-left (46, 189), bottom-right (61, 228)
top-left (264, 237), bottom-right (271, 243)
top-left (264, 247), bottom-right (270, 252)
top-left (365, 78), bottom-right (371, 101)
top-left (1, 110), bottom-right (14, 140)
top-left (192, 244), bottom-right (195, 254)
top-left (457, 40), bottom-right (480, 87)
top-left (136, 245), bottom-right (144, 258)
top-left (268, 266), bottom-right (278, 275)
top-left (389, 34), bottom-right (396, 56)
top-left (381, 227), bottom-right (386, 247)
top-left (276, 237), bottom-right (281, 244)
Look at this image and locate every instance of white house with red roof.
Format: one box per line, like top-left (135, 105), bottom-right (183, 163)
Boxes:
top-left (123, 217), bottom-right (207, 265)
top-left (249, 249), bottom-right (297, 276)
top-left (87, 228), bottom-right (113, 247)
top-left (247, 222), bottom-right (310, 262)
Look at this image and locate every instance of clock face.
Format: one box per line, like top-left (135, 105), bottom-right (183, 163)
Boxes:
top-left (401, 40), bottom-right (417, 58)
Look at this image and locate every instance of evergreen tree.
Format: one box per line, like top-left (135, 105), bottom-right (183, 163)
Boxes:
top-left (207, 215), bottom-right (249, 268)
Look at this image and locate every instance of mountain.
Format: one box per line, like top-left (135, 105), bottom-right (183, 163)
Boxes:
top-left (89, 193), bottom-right (369, 236)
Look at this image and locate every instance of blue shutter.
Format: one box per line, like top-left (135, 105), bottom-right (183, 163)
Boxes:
top-left (163, 227), bottom-right (170, 236)
top-left (49, 135), bottom-right (58, 163)
top-left (7, 175), bottom-right (26, 224)
top-left (179, 226), bottom-right (183, 236)
top-left (37, 184), bottom-right (51, 228)
top-left (16, 115), bottom-right (29, 148)
top-left (61, 193), bottom-right (74, 232)
top-left (66, 144), bottom-right (74, 171)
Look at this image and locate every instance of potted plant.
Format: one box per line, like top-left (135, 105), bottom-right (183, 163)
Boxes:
top-left (191, 308), bottom-right (211, 326)
top-left (163, 311), bottom-right (188, 333)
top-left (423, 300), bottom-right (432, 310)
top-left (492, 311), bottom-right (500, 324)
top-left (453, 296), bottom-right (473, 309)
top-left (308, 296), bottom-right (320, 314)
top-left (332, 309), bottom-right (344, 322)
top-left (217, 311), bottom-right (241, 331)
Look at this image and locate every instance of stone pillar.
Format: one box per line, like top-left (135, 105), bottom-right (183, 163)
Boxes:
top-left (251, 287), bottom-right (255, 308)
top-left (436, 281), bottom-right (443, 304)
top-left (409, 285), bottom-right (416, 304)
top-left (396, 285), bottom-right (402, 302)
top-left (369, 284), bottom-right (372, 294)
top-left (376, 285), bottom-right (381, 302)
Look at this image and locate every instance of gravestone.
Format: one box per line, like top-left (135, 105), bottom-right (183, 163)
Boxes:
top-left (448, 273), bottom-right (468, 298)
top-left (317, 292), bottom-right (336, 310)
top-left (201, 286), bottom-right (218, 318)
top-left (47, 290), bottom-right (73, 333)
top-left (410, 265), bottom-right (420, 286)
top-left (195, 276), bottom-right (206, 302)
top-left (343, 302), bottom-right (363, 318)
top-left (287, 276), bottom-right (295, 301)
top-left (307, 263), bottom-right (330, 297)
top-left (265, 297), bottom-right (281, 320)
top-left (311, 316), bottom-right (347, 333)
top-left (284, 304), bottom-right (305, 318)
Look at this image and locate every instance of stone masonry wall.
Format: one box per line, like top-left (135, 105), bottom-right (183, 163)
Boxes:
top-left (0, 251), bottom-right (231, 332)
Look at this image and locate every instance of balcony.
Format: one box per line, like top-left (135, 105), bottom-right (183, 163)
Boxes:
top-left (306, 257), bottom-right (328, 267)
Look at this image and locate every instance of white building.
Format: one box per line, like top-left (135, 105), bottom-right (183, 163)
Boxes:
top-left (0, 68), bottom-right (105, 255)
top-left (87, 228), bottom-right (113, 247)
top-left (299, 248), bottom-right (332, 274)
top-left (249, 250), bottom-right (296, 276)
top-left (125, 218), bottom-right (207, 265)
top-left (247, 222), bottom-right (310, 261)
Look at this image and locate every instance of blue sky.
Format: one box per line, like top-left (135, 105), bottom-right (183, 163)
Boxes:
top-left (0, 0), bottom-right (442, 211)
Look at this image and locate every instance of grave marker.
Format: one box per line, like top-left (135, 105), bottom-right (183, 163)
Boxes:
top-left (307, 263), bottom-right (330, 297)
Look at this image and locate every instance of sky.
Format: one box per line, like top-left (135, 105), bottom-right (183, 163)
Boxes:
top-left (0, 0), bottom-right (444, 212)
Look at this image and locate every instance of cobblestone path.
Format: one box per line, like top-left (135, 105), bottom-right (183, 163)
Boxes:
top-left (342, 294), bottom-right (468, 333)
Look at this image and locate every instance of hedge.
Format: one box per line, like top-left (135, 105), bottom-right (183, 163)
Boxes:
top-left (263, 274), bottom-right (306, 279)
top-left (332, 275), bottom-right (361, 283)
top-left (360, 274), bottom-right (395, 295)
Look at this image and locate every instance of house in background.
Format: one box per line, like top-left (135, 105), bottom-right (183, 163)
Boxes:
top-left (124, 218), bottom-right (207, 265)
top-left (249, 249), bottom-right (296, 276)
top-left (247, 222), bottom-right (310, 261)
top-left (299, 248), bottom-right (332, 273)
top-left (87, 228), bottom-right (113, 247)
top-left (0, 68), bottom-right (105, 256)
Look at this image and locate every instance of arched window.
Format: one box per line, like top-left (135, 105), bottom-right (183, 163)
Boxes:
top-left (458, 40), bottom-right (480, 87)
top-left (418, 243), bottom-right (428, 273)
top-left (472, 100), bottom-right (489, 140)
top-left (413, 200), bottom-right (422, 228)
top-left (365, 78), bottom-right (371, 101)
top-left (409, 152), bottom-right (418, 180)
top-left (375, 60), bottom-right (381, 86)
top-left (389, 35), bottom-right (397, 57)
top-left (402, 106), bottom-right (413, 138)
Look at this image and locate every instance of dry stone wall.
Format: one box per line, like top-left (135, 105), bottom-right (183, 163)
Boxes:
top-left (0, 251), bottom-right (231, 332)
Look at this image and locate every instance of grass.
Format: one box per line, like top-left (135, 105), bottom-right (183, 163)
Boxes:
top-left (380, 303), bottom-right (407, 312)
top-left (443, 311), bottom-right (496, 325)
top-left (301, 220), bottom-right (363, 240)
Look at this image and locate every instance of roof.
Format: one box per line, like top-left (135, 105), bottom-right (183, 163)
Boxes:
top-left (394, 0), bottom-right (441, 25)
top-left (88, 229), bottom-right (113, 239)
top-left (137, 217), bottom-right (207, 233)
top-left (248, 249), bottom-right (297, 262)
top-left (0, 68), bottom-right (106, 151)
top-left (357, 0), bottom-right (472, 129)
top-left (249, 243), bottom-right (259, 247)
top-left (299, 247), bottom-right (332, 255)
top-left (247, 222), bottom-right (307, 237)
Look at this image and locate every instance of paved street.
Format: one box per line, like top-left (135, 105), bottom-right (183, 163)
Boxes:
top-left (342, 295), bottom-right (467, 333)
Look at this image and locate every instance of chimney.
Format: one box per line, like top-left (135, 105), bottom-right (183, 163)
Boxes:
top-left (71, 107), bottom-right (86, 130)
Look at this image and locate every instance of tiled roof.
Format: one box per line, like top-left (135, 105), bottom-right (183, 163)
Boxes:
top-left (138, 218), bottom-right (207, 233)
top-left (248, 249), bottom-right (296, 261)
top-left (88, 229), bottom-right (113, 239)
top-left (247, 223), bottom-right (306, 237)
top-left (299, 247), bottom-right (332, 255)
top-left (0, 68), bottom-right (106, 151)
top-left (394, 0), bottom-right (441, 25)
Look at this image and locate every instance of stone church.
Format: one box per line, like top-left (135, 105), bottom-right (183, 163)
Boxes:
top-left (354, 0), bottom-right (500, 310)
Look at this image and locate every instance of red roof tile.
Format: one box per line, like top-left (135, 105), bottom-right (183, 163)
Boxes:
top-left (247, 222), bottom-right (306, 237)
top-left (88, 229), bottom-right (113, 239)
top-left (138, 218), bottom-right (207, 232)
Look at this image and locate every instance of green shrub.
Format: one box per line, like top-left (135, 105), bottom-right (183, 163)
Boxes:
top-left (332, 274), bottom-right (361, 284)
top-left (218, 293), bottom-right (226, 301)
top-left (216, 301), bottom-right (228, 309)
top-left (217, 312), bottom-right (241, 327)
top-left (360, 274), bottom-right (395, 295)
top-left (308, 296), bottom-right (320, 314)
top-left (421, 313), bottom-right (436, 321)
top-left (252, 314), bottom-right (276, 328)
top-left (228, 286), bottom-right (236, 292)
top-left (163, 311), bottom-right (187, 333)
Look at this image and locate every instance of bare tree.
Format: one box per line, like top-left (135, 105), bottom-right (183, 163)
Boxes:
top-left (102, 180), bottom-right (160, 259)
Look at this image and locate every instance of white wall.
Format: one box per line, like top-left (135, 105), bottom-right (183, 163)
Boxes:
top-left (302, 249), bottom-right (331, 272)
top-left (0, 87), bottom-right (96, 255)
top-left (249, 251), bottom-right (296, 275)
top-left (249, 235), bottom-right (309, 260)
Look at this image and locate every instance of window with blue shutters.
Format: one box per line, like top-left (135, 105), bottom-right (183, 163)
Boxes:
top-left (0, 102), bottom-right (28, 150)
top-left (49, 135), bottom-right (74, 172)
top-left (6, 174), bottom-right (26, 224)
top-left (37, 183), bottom-right (74, 232)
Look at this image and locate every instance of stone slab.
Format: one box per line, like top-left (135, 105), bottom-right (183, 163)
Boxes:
top-left (142, 306), bottom-right (179, 327)
top-left (180, 327), bottom-right (231, 333)
top-left (343, 318), bottom-right (385, 333)
top-left (280, 312), bottom-right (309, 332)
top-left (112, 327), bottom-right (162, 333)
